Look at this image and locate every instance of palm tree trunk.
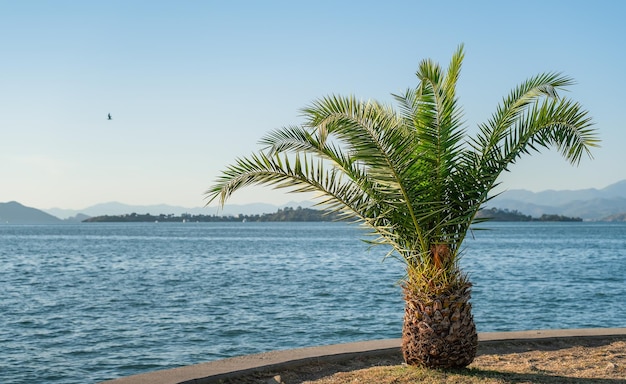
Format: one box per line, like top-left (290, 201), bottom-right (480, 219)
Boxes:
top-left (401, 281), bottom-right (478, 368)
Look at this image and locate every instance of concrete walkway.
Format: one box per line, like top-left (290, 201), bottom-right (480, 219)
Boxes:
top-left (100, 328), bottom-right (626, 384)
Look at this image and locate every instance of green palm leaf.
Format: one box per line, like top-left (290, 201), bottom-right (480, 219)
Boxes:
top-left (207, 45), bottom-right (599, 269)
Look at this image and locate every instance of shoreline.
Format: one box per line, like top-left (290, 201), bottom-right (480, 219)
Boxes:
top-left (100, 327), bottom-right (626, 384)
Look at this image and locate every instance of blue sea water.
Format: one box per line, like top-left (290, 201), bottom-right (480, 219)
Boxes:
top-left (1, 221), bottom-right (625, 383)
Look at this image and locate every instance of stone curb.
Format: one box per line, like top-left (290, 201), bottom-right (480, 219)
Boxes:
top-left (100, 327), bottom-right (626, 384)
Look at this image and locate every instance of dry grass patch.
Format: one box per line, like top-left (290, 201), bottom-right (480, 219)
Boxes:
top-left (300, 341), bottom-right (625, 384)
top-left (222, 339), bottom-right (625, 384)
top-left (469, 341), bottom-right (625, 382)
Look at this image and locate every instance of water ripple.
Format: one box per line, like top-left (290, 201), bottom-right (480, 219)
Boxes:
top-left (1, 222), bottom-right (624, 383)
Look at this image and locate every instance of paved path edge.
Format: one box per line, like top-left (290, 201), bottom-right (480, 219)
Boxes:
top-left (100, 327), bottom-right (626, 384)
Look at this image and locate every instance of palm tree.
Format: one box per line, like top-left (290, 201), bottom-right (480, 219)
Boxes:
top-left (205, 45), bottom-right (599, 368)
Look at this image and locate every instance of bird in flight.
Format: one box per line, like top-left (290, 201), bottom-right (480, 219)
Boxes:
top-left (108, 113), bottom-right (112, 120)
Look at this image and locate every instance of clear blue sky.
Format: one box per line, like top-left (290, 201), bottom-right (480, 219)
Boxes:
top-left (1, 0), bottom-right (624, 210)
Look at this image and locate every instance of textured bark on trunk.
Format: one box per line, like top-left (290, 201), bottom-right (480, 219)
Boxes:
top-left (401, 283), bottom-right (478, 368)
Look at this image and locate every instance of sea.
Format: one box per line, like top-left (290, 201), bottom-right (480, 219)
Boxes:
top-left (1, 221), bottom-right (625, 383)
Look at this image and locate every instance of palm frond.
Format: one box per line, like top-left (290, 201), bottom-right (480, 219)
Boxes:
top-left (206, 47), bottom-right (599, 278)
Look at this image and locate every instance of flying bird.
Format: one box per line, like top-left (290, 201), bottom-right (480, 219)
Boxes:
top-left (108, 113), bottom-right (112, 120)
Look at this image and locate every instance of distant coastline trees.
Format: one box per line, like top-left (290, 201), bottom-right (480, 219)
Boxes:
top-left (83, 206), bottom-right (582, 223)
top-left (83, 206), bottom-right (341, 222)
top-left (476, 207), bottom-right (582, 222)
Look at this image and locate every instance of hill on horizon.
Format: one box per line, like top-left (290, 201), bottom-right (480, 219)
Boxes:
top-left (487, 179), bottom-right (626, 220)
top-left (0, 201), bottom-right (62, 224)
top-left (4, 179), bottom-right (626, 223)
top-left (49, 179), bottom-right (626, 221)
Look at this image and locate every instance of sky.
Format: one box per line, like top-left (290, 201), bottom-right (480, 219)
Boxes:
top-left (1, 0), bottom-right (624, 210)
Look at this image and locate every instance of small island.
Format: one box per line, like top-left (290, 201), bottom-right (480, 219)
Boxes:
top-left (476, 207), bottom-right (583, 222)
top-left (83, 206), bottom-right (583, 223)
top-left (82, 206), bottom-right (341, 223)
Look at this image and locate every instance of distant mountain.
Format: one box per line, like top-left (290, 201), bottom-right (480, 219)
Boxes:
top-left (492, 180), bottom-right (626, 205)
top-left (63, 213), bottom-right (91, 223)
top-left (0, 201), bottom-right (62, 224)
top-left (12, 179), bottom-right (626, 223)
top-left (487, 180), bottom-right (626, 220)
top-left (45, 200), bottom-right (316, 219)
top-left (603, 212), bottom-right (626, 222)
